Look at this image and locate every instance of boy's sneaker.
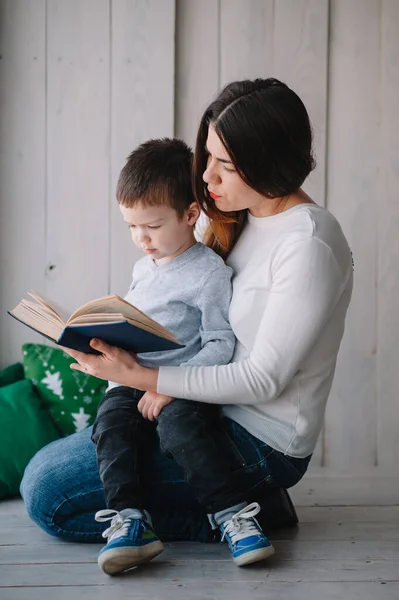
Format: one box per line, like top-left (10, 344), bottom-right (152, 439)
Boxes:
top-left (95, 509), bottom-right (164, 575)
top-left (220, 502), bottom-right (275, 566)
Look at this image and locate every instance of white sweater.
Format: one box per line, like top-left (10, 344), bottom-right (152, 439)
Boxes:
top-left (158, 204), bottom-right (353, 458)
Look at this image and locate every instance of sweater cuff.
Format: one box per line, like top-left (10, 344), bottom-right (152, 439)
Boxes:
top-left (157, 366), bottom-right (186, 399)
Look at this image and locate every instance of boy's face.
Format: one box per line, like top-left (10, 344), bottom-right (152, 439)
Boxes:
top-left (120, 202), bottom-right (199, 263)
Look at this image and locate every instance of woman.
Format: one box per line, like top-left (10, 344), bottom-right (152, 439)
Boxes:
top-left (21, 78), bottom-right (353, 568)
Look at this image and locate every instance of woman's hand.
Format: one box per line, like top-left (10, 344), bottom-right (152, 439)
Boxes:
top-left (137, 392), bottom-right (174, 421)
top-left (60, 339), bottom-right (157, 391)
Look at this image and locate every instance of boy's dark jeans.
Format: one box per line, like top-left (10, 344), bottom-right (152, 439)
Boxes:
top-left (92, 386), bottom-right (311, 520)
top-left (91, 386), bottom-right (248, 514)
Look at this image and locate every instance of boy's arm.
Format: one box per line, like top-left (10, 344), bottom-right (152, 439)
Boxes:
top-left (181, 265), bottom-right (235, 367)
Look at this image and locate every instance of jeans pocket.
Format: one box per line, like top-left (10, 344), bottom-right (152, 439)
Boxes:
top-left (217, 429), bottom-right (248, 472)
top-left (221, 418), bottom-right (275, 473)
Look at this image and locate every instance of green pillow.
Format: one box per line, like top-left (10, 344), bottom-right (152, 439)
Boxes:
top-left (22, 343), bottom-right (107, 436)
top-left (0, 363), bottom-right (24, 387)
top-left (0, 379), bottom-right (60, 499)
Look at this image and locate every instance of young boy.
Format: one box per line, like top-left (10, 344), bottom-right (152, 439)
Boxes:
top-left (92, 138), bottom-right (240, 575)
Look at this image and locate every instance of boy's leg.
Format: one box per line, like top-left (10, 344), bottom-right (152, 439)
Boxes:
top-left (156, 400), bottom-right (246, 515)
top-left (91, 386), bottom-right (154, 511)
top-left (91, 386), bottom-right (164, 574)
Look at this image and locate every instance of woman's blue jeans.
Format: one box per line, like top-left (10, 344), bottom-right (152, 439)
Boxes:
top-left (20, 419), bottom-right (311, 543)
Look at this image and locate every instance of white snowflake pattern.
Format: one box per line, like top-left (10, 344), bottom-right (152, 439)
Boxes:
top-left (83, 395), bottom-right (93, 405)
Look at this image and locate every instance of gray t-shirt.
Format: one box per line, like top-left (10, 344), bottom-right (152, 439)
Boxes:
top-left (108, 242), bottom-right (235, 390)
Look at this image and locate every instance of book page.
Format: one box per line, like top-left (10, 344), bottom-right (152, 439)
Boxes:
top-left (9, 300), bottom-right (64, 341)
top-left (27, 291), bottom-right (68, 324)
top-left (69, 313), bottom-right (180, 343)
top-left (68, 294), bottom-right (177, 341)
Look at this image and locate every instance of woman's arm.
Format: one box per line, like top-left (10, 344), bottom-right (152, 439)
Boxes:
top-left (157, 237), bottom-right (352, 404)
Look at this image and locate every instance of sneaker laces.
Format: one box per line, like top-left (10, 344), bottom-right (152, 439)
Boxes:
top-left (95, 509), bottom-right (134, 541)
top-left (221, 502), bottom-right (262, 544)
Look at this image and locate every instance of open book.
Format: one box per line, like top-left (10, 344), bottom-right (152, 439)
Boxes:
top-left (8, 291), bottom-right (182, 354)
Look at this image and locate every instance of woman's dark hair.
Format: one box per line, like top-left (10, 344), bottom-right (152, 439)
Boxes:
top-left (194, 78), bottom-right (316, 258)
top-left (117, 138), bottom-right (193, 218)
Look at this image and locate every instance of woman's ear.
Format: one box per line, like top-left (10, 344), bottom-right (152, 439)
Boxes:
top-left (186, 201), bottom-right (201, 226)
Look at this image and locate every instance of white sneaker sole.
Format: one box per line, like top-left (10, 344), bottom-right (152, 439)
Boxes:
top-left (98, 540), bottom-right (164, 575)
top-left (233, 543), bottom-right (275, 567)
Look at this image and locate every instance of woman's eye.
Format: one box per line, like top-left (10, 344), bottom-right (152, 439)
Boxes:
top-left (148, 225), bottom-right (160, 230)
top-left (223, 166), bottom-right (235, 173)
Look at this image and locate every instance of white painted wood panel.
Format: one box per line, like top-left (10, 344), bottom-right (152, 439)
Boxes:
top-left (109, 0), bottom-right (175, 296)
top-left (1, 555), bottom-right (399, 586)
top-left (175, 0), bottom-right (219, 146)
top-left (45, 0), bottom-right (110, 311)
top-left (292, 472), bottom-right (399, 506)
top-left (324, 0), bottom-right (380, 471)
top-left (273, 0), bottom-right (329, 206)
top-left (220, 0), bottom-right (274, 85)
top-left (376, 0), bottom-right (399, 470)
top-left (0, 0), bottom-right (46, 367)
top-left (4, 584), bottom-right (399, 600)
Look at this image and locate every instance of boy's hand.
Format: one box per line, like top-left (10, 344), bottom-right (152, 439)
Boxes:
top-left (138, 391), bottom-right (174, 421)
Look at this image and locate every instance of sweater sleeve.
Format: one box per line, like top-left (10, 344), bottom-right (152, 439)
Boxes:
top-left (157, 237), bottom-right (348, 404)
top-left (180, 265), bottom-right (235, 367)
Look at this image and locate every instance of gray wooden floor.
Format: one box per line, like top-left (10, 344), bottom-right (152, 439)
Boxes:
top-left (0, 499), bottom-right (398, 600)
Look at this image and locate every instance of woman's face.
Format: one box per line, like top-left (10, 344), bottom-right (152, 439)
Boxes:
top-left (202, 124), bottom-right (265, 213)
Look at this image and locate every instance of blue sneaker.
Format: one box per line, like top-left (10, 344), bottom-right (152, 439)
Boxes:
top-left (95, 509), bottom-right (164, 575)
top-left (220, 502), bottom-right (275, 566)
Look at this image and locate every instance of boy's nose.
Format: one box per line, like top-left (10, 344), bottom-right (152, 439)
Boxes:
top-left (136, 231), bottom-right (150, 244)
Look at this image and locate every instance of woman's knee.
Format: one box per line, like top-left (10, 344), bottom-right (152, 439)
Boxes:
top-left (21, 436), bottom-right (65, 519)
top-left (21, 427), bottom-right (97, 533)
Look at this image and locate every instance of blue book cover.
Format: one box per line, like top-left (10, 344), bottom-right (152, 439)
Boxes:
top-left (8, 313), bottom-right (182, 355)
top-left (59, 321), bottom-right (182, 354)
top-left (8, 292), bottom-right (183, 355)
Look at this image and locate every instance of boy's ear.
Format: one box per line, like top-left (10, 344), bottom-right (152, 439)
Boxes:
top-left (186, 201), bottom-right (201, 226)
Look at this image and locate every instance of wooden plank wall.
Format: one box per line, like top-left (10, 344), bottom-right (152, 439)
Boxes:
top-left (110, 0), bottom-right (175, 295)
top-left (46, 0), bottom-right (111, 313)
top-left (0, 0), bottom-right (398, 481)
top-left (0, 0), bottom-right (46, 358)
top-left (323, 0), bottom-right (380, 472)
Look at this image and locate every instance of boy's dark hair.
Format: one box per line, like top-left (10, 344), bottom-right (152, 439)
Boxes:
top-left (194, 78), bottom-right (316, 257)
top-left (116, 138), bottom-right (194, 217)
